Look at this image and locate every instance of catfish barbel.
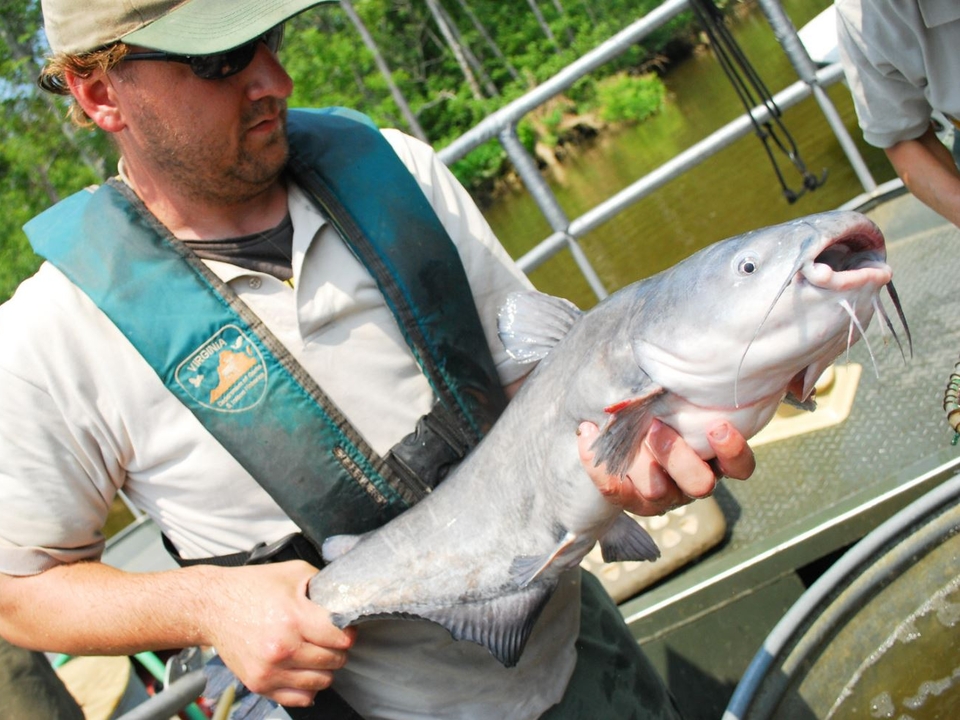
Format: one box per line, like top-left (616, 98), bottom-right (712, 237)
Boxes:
top-left (308, 210), bottom-right (909, 667)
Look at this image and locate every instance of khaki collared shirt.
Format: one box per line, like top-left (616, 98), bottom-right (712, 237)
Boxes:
top-left (837, 0), bottom-right (960, 148)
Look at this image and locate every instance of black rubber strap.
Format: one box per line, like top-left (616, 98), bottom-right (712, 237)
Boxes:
top-left (161, 532), bottom-right (325, 569)
top-left (285, 694), bottom-right (365, 720)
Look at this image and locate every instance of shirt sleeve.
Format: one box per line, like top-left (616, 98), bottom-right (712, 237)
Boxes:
top-left (382, 129), bottom-right (536, 387)
top-left (0, 364), bottom-right (111, 575)
top-left (0, 266), bottom-right (141, 575)
top-left (836, 0), bottom-right (934, 148)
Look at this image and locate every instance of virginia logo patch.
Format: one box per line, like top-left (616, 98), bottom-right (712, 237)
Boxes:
top-left (176, 325), bottom-right (267, 412)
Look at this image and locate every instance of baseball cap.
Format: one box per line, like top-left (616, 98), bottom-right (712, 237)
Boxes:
top-left (42, 0), bottom-right (336, 55)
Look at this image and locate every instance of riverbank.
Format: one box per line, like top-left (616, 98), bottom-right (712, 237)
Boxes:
top-left (454, 0), bottom-right (769, 207)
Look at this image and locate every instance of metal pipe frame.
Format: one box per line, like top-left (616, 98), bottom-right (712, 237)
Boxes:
top-left (436, 1), bottom-right (875, 299)
top-left (519, 63), bottom-right (849, 273)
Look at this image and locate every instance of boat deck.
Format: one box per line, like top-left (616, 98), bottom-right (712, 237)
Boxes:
top-left (623, 188), bottom-right (960, 719)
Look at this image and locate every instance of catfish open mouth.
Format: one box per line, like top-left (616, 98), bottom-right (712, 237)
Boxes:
top-left (787, 217), bottom-right (911, 403)
top-left (802, 221), bottom-right (891, 291)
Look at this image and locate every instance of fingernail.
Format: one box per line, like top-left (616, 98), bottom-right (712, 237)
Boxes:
top-left (708, 423), bottom-right (730, 442)
top-left (648, 419), bottom-right (672, 454)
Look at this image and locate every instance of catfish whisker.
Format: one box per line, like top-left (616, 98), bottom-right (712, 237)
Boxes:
top-left (885, 281), bottom-right (912, 359)
top-left (872, 297), bottom-right (890, 344)
top-left (839, 298), bottom-right (881, 381)
top-left (735, 256), bottom-right (804, 407)
top-left (873, 296), bottom-right (908, 362)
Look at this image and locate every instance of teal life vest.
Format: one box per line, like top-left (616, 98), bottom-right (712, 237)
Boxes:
top-left (24, 107), bottom-right (508, 549)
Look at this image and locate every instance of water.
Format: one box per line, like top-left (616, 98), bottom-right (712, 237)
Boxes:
top-left (828, 577), bottom-right (960, 719)
top-left (481, 0), bottom-right (897, 309)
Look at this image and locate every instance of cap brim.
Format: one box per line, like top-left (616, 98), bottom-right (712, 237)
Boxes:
top-left (122, 0), bottom-right (337, 54)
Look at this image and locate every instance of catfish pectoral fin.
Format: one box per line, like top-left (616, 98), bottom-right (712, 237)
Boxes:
top-left (594, 386), bottom-right (664, 477)
top-left (600, 512), bottom-right (660, 562)
top-left (508, 531), bottom-right (577, 587)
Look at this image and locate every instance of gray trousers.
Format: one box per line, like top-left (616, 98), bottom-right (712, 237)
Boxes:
top-left (0, 637), bottom-right (84, 719)
top-left (541, 572), bottom-right (682, 720)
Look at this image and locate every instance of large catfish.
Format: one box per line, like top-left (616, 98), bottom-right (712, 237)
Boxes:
top-left (308, 210), bottom-right (908, 667)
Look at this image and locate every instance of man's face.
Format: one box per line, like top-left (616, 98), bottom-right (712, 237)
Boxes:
top-left (108, 40), bottom-right (295, 207)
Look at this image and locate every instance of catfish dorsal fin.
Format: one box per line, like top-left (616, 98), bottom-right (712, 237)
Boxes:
top-left (497, 290), bottom-right (582, 364)
top-left (600, 512), bottom-right (660, 562)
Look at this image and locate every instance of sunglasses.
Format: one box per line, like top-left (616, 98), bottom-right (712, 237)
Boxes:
top-left (122, 24), bottom-right (284, 80)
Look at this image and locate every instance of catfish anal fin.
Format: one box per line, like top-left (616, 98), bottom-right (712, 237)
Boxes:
top-left (322, 533), bottom-right (364, 562)
top-left (324, 580), bottom-right (558, 668)
top-left (419, 583), bottom-right (556, 667)
top-left (600, 512), bottom-right (660, 562)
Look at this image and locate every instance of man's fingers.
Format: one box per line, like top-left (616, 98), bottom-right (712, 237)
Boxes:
top-left (299, 607), bottom-right (357, 651)
top-left (267, 673), bottom-right (336, 707)
top-left (249, 646), bottom-right (347, 705)
top-left (577, 422), bottom-right (620, 500)
top-left (707, 421), bottom-right (756, 480)
top-left (577, 418), bottom-right (756, 515)
top-left (579, 420), bottom-right (689, 514)
top-left (644, 419), bottom-right (716, 499)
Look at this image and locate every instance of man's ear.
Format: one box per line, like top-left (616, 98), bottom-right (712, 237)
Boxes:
top-left (66, 70), bottom-right (125, 133)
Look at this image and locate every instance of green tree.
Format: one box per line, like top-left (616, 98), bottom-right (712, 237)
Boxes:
top-left (0, 0), bottom-right (117, 301)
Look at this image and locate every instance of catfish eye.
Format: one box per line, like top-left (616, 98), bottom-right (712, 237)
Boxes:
top-left (737, 256), bottom-right (759, 275)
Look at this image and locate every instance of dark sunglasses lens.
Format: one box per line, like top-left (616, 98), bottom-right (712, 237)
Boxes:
top-left (190, 42), bottom-right (257, 79)
top-left (189, 26), bottom-right (283, 79)
top-left (264, 25), bottom-right (284, 53)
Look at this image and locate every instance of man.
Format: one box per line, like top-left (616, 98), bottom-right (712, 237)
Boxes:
top-left (0, 1), bottom-right (754, 718)
top-left (836, 0), bottom-right (960, 227)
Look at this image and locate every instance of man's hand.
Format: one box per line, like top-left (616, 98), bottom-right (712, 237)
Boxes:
top-left (577, 419), bottom-right (755, 516)
top-left (201, 560), bottom-right (356, 707)
top-left (0, 559), bottom-right (355, 710)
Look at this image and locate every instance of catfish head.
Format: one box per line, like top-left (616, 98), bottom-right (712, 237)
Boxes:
top-left (617, 210), bottom-right (907, 457)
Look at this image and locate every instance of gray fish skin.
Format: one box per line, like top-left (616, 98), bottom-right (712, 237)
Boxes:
top-left (307, 210), bottom-right (900, 667)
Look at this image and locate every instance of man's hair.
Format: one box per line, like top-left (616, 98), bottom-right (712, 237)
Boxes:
top-left (38, 43), bottom-right (130, 126)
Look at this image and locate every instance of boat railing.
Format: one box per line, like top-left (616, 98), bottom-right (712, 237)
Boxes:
top-left (438, 0), bottom-right (877, 301)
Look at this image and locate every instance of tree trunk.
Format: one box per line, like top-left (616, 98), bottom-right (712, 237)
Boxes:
top-left (434, 0), bottom-right (499, 96)
top-left (449, 0), bottom-right (520, 82)
top-left (423, 0), bottom-right (485, 100)
top-left (339, 0), bottom-right (429, 142)
top-left (524, 0), bottom-right (560, 51)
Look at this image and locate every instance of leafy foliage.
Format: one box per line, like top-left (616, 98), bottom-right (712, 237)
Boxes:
top-left (0, 0), bottom-right (707, 300)
top-left (594, 72), bottom-right (666, 123)
top-left (0, 0), bottom-right (115, 300)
